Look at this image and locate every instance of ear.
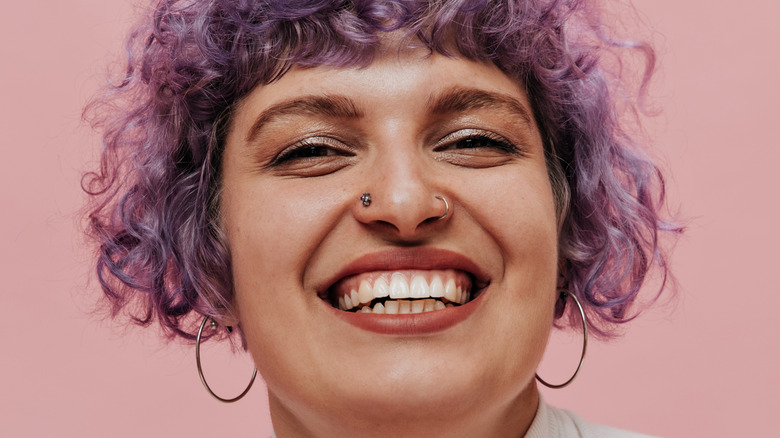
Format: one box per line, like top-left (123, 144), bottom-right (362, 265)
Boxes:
top-left (556, 258), bottom-right (568, 289)
top-left (211, 308), bottom-right (240, 329)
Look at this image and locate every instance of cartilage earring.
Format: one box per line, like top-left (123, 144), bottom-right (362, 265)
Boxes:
top-left (360, 192), bottom-right (371, 207)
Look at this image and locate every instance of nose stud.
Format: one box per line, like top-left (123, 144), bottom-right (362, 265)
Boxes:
top-left (435, 195), bottom-right (449, 220)
top-left (360, 192), bottom-right (371, 207)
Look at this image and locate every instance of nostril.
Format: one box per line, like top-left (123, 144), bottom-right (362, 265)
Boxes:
top-left (352, 189), bottom-right (451, 239)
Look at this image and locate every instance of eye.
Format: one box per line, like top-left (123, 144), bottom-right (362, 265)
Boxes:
top-left (434, 129), bottom-right (522, 156)
top-left (276, 145), bottom-right (340, 162)
top-left (450, 135), bottom-right (517, 153)
top-left (433, 129), bottom-right (524, 168)
top-left (271, 137), bottom-right (355, 167)
top-left (435, 129), bottom-right (519, 154)
top-left (264, 136), bottom-right (356, 177)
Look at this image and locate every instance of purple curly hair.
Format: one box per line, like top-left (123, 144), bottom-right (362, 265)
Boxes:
top-left (84, 0), bottom-right (679, 340)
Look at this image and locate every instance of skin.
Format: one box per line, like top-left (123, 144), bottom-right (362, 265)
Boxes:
top-left (220, 45), bottom-right (560, 438)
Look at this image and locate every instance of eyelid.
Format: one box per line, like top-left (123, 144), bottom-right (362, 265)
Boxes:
top-left (269, 136), bottom-right (355, 166)
top-left (435, 128), bottom-right (521, 154)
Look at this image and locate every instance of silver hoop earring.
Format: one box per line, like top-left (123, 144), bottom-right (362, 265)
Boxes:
top-left (360, 192), bottom-right (371, 207)
top-left (536, 290), bottom-right (588, 389)
top-left (435, 195), bottom-right (449, 220)
top-left (196, 315), bottom-right (257, 403)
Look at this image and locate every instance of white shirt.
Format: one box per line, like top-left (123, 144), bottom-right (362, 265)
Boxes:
top-left (269, 399), bottom-right (658, 437)
top-left (524, 398), bottom-right (658, 438)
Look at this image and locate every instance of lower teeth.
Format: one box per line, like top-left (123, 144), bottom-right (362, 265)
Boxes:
top-left (353, 298), bottom-right (456, 314)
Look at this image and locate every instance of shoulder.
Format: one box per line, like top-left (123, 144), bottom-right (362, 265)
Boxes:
top-left (525, 400), bottom-right (659, 438)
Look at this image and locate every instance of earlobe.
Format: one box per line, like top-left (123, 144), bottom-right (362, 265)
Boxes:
top-left (213, 310), bottom-right (240, 328)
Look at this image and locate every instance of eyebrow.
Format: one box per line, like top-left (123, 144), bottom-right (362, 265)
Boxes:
top-left (245, 95), bottom-right (364, 143)
top-left (244, 87), bottom-right (534, 143)
top-left (428, 86), bottom-right (534, 126)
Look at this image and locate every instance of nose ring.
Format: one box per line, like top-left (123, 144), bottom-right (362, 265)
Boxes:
top-left (360, 192), bottom-right (447, 218)
top-left (435, 195), bottom-right (449, 220)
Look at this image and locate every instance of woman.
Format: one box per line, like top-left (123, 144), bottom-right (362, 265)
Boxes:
top-left (84, 0), bottom-right (677, 436)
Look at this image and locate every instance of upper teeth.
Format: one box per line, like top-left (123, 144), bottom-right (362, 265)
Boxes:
top-left (336, 272), bottom-right (470, 312)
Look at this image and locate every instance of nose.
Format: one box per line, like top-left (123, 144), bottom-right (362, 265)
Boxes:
top-left (352, 157), bottom-right (450, 240)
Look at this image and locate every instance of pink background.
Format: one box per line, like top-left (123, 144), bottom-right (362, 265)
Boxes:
top-left (1, 1), bottom-right (778, 436)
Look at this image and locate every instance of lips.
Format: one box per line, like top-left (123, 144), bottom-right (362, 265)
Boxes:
top-left (318, 248), bottom-right (489, 321)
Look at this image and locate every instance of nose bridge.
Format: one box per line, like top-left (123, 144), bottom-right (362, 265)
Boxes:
top-left (357, 134), bottom-right (443, 238)
top-left (381, 145), bottom-right (428, 209)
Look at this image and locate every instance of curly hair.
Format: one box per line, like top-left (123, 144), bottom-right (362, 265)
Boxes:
top-left (83, 0), bottom-right (679, 341)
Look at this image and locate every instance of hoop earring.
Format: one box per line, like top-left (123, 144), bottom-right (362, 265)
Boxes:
top-left (196, 315), bottom-right (258, 403)
top-left (535, 290), bottom-right (588, 389)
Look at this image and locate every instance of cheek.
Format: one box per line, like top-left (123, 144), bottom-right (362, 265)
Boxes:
top-left (222, 186), bottom-right (325, 390)
top-left (221, 166), bottom-right (346, 277)
top-left (465, 164), bottom-right (559, 256)
top-left (219, 171), bottom-right (352, 352)
top-left (467, 164), bottom-right (559, 338)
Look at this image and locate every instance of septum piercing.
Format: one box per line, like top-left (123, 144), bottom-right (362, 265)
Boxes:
top-left (360, 192), bottom-right (371, 207)
top-left (435, 195), bottom-right (449, 220)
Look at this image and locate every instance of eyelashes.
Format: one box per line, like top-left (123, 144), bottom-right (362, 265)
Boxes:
top-left (434, 129), bottom-right (520, 155)
top-left (265, 128), bottom-right (525, 177)
top-left (274, 145), bottom-right (346, 162)
top-left (270, 137), bottom-right (355, 167)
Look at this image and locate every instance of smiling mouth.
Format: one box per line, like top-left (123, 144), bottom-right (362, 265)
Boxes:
top-left (324, 270), bottom-right (476, 315)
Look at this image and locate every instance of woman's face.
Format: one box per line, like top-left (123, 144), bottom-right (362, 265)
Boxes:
top-left (221, 46), bottom-right (559, 433)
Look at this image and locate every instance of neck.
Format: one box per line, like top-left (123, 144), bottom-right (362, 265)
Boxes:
top-left (268, 383), bottom-right (540, 438)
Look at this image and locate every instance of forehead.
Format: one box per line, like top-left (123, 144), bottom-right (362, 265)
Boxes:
top-left (230, 47), bottom-right (534, 133)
